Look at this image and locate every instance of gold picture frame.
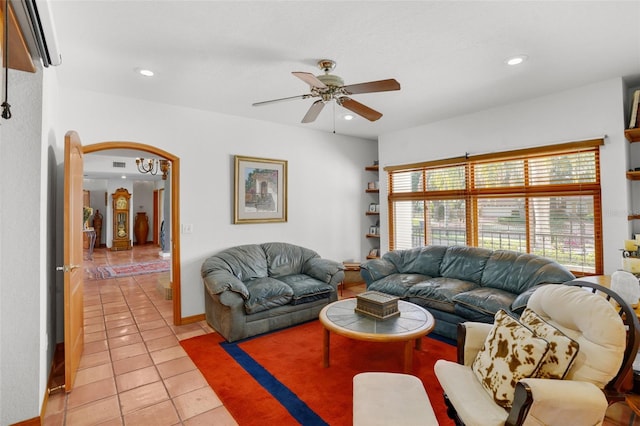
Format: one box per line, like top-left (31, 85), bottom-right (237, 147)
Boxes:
top-left (234, 155), bottom-right (288, 224)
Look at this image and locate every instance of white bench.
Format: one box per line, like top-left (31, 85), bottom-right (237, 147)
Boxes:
top-left (353, 372), bottom-right (439, 425)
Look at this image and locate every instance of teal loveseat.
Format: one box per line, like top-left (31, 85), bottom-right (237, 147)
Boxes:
top-left (201, 242), bottom-right (345, 342)
top-left (360, 245), bottom-right (575, 340)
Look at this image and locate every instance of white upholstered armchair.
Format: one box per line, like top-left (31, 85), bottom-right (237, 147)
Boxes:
top-left (434, 281), bottom-right (640, 426)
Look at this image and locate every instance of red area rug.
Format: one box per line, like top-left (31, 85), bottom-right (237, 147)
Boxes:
top-left (180, 320), bottom-right (456, 426)
top-left (93, 259), bottom-right (170, 279)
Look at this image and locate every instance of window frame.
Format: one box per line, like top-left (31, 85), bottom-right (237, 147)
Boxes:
top-left (386, 139), bottom-right (604, 276)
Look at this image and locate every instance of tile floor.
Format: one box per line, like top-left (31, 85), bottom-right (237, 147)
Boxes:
top-left (42, 244), bottom-right (635, 425)
top-left (43, 244), bottom-right (366, 425)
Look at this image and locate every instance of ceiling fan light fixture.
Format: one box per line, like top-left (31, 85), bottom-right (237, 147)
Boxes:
top-left (343, 114), bottom-right (354, 120)
top-left (505, 55), bottom-right (528, 66)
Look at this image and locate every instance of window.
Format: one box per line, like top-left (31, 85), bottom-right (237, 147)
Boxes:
top-left (387, 139), bottom-right (603, 275)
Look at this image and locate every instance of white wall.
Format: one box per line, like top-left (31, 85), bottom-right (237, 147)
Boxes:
top-left (0, 63), bottom-right (59, 423)
top-left (379, 78), bottom-right (628, 274)
top-left (58, 88), bottom-right (376, 317)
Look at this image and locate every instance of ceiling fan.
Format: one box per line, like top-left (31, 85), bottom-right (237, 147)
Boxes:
top-left (252, 59), bottom-right (400, 123)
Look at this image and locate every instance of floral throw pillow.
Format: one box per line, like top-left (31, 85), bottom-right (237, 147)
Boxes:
top-left (471, 310), bottom-right (550, 408)
top-left (520, 308), bottom-right (579, 379)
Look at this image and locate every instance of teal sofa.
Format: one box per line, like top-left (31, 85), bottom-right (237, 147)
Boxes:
top-left (360, 245), bottom-right (575, 340)
top-left (201, 242), bottom-right (344, 342)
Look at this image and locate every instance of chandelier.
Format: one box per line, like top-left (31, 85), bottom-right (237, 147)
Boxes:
top-left (135, 158), bottom-right (170, 180)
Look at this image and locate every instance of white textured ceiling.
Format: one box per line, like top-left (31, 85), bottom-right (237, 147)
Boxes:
top-left (48, 1), bottom-right (640, 141)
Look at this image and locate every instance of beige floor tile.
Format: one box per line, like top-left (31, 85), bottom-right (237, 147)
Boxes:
top-left (112, 353), bottom-right (153, 376)
top-left (182, 406), bottom-right (239, 426)
top-left (108, 332), bottom-right (143, 349)
top-left (74, 363), bottom-right (113, 388)
top-left (44, 392), bottom-right (66, 414)
top-left (84, 330), bottom-right (107, 343)
top-left (105, 316), bottom-right (135, 329)
top-left (65, 395), bottom-right (121, 426)
top-left (141, 326), bottom-right (174, 341)
top-left (78, 350), bottom-right (111, 370)
top-left (118, 381), bottom-right (169, 415)
top-left (106, 324), bottom-right (140, 339)
top-left (83, 339), bottom-right (109, 355)
top-left (84, 322), bottom-right (106, 334)
top-left (110, 342), bottom-right (148, 361)
top-left (173, 386), bottom-right (223, 421)
top-left (137, 318), bottom-right (168, 331)
top-left (150, 345), bottom-right (188, 365)
top-left (156, 356), bottom-right (197, 379)
top-left (67, 377), bottom-right (117, 409)
top-left (145, 334), bottom-right (179, 352)
top-left (122, 399), bottom-right (180, 426)
top-left (164, 369), bottom-right (208, 398)
top-left (115, 365), bottom-right (160, 392)
top-left (176, 328), bottom-right (207, 341)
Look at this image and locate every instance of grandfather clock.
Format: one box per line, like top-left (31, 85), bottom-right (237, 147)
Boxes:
top-left (111, 188), bottom-right (132, 251)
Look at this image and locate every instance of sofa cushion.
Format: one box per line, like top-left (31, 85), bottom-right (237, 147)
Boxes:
top-left (263, 242), bottom-right (319, 278)
top-left (405, 277), bottom-right (478, 314)
top-left (472, 310), bottom-right (549, 408)
top-left (367, 274), bottom-right (431, 297)
top-left (383, 245), bottom-right (448, 277)
top-left (520, 308), bottom-right (579, 379)
top-left (453, 287), bottom-right (517, 319)
top-left (481, 251), bottom-right (575, 294)
top-left (278, 274), bottom-right (333, 305)
top-left (244, 277), bottom-right (294, 314)
top-left (440, 246), bottom-right (493, 284)
top-left (205, 244), bottom-right (269, 281)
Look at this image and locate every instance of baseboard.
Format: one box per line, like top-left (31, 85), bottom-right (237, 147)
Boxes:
top-left (10, 416), bottom-right (40, 426)
top-left (180, 313), bottom-right (206, 325)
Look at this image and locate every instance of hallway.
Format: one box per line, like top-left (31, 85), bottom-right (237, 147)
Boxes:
top-left (44, 245), bottom-right (237, 425)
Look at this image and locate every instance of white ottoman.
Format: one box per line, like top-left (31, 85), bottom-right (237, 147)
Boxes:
top-left (353, 372), bottom-right (439, 425)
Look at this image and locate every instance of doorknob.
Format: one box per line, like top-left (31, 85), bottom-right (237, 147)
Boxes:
top-left (56, 264), bottom-right (80, 272)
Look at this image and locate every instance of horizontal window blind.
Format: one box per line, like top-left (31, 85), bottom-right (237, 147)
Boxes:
top-left (387, 139), bottom-right (603, 275)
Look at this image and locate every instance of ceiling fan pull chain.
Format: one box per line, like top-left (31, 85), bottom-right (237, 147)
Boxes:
top-left (332, 101), bottom-right (336, 134)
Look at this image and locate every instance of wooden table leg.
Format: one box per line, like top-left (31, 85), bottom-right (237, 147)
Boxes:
top-left (415, 336), bottom-right (422, 350)
top-left (323, 328), bottom-right (330, 368)
top-left (403, 340), bottom-right (413, 373)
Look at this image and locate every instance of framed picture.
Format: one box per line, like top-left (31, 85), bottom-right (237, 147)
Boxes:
top-left (234, 155), bottom-right (288, 224)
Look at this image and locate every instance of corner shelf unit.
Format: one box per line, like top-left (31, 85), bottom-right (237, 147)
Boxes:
top-left (625, 128), bottom-right (640, 220)
top-left (365, 164), bottom-right (380, 259)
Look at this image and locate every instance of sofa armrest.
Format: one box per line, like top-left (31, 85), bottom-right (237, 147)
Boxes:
top-left (202, 271), bottom-right (250, 299)
top-left (507, 379), bottom-right (608, 426)
top-left (360, 258), bottom-right (398, 285)
top-left (303, 258), bottom-right (345, 288)
top-left (457, 322), bottom-right (493, 366)
top-left (510, 284), bottom-right (555, 314)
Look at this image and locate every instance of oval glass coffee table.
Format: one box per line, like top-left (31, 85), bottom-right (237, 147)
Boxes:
top-left (319, 298), bottom-right (435, 373)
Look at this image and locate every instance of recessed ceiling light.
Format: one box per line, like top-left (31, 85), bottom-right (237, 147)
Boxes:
top-left (121, 175), bottom-right (127, 179)
top-left (343, 114), bottom-right (354, 121)
top-left (138, 69), bottom-right (154, 77)
top-left (505, 55), bottom-right (528, 66)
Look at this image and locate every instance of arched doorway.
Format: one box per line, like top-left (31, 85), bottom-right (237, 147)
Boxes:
top-left (83, 141), bottom-right (183, 325)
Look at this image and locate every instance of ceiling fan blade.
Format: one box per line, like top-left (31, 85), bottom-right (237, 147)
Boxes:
top-left (292, 72), bottom-right (328, 89)
top-left (342, 78), bottom-right (400, 95)
top-left (301, 100), bottom-right (325, 123)
top-left (338, 97), bottom-right (383, 121)
top-left (252, 94), bottom-right (309, 107)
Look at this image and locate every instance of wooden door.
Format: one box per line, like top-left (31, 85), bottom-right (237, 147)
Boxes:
top-left (63, 131), bottom-right (84, 392)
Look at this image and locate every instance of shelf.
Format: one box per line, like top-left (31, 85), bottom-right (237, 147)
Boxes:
top-left (627, 171), bottom-right (640, 180)
top-left (366, 234), bottom-right (380, 238)
top-left (625, 128), bottom-right (640, 143)
top-left (629, 215), bottom-right (640, 221)
top-left (365, 211), bottom-right (379, 216)
top-left (365, 189), bottom-right (379, 193)
top-left (366, 255), bottom-right (380, 259)
top-left (365, 165), bottom-right (379, 172)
